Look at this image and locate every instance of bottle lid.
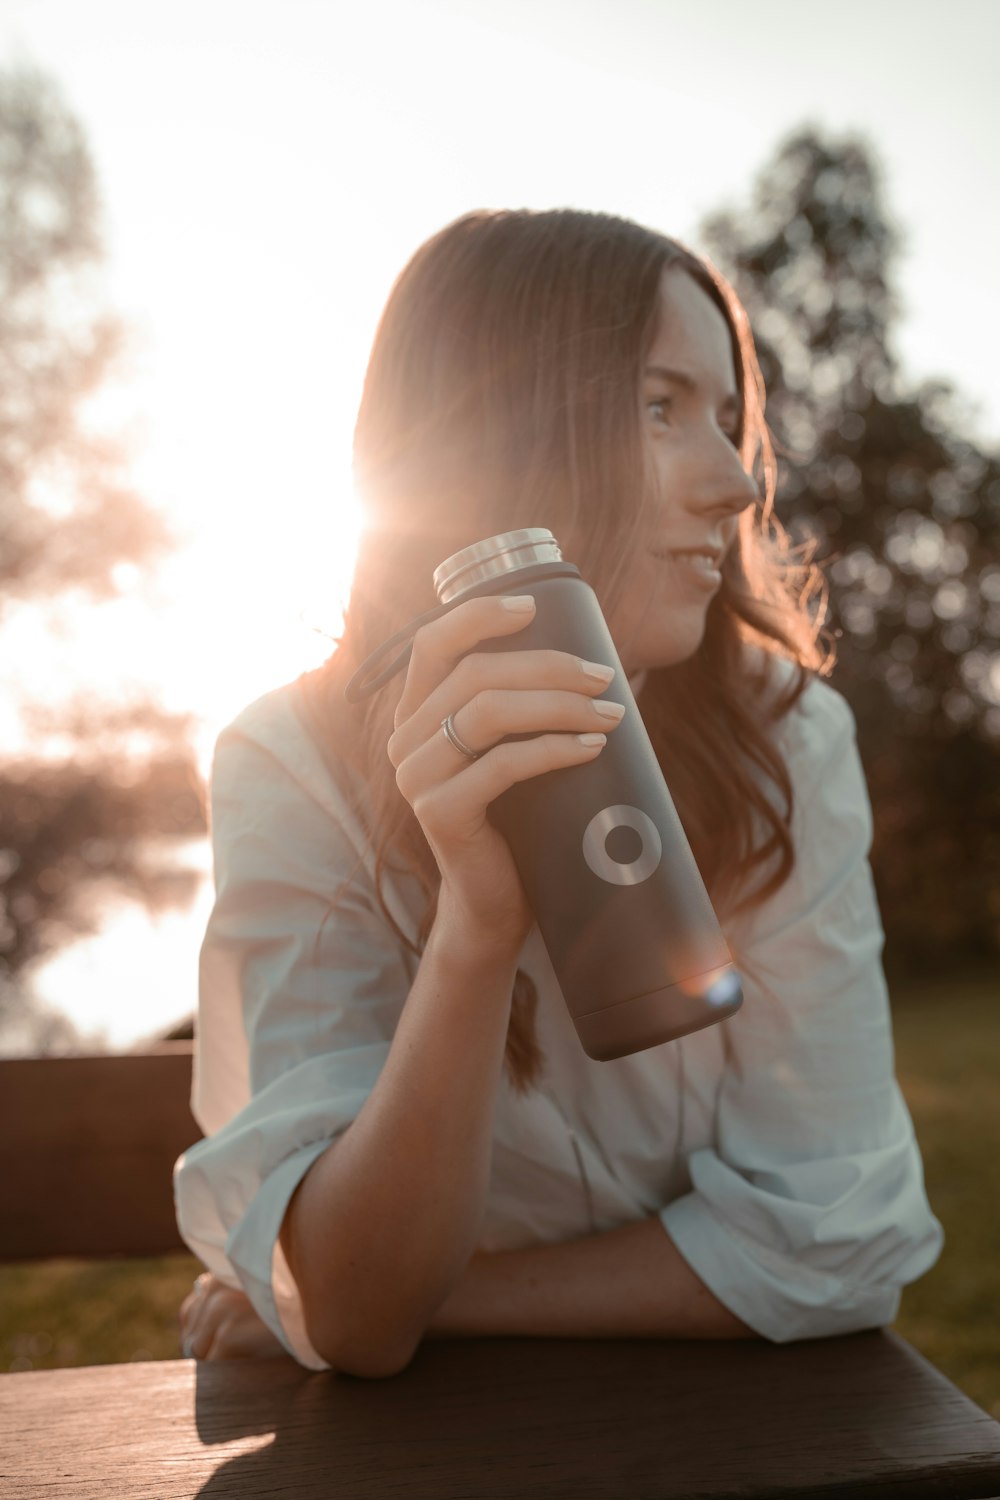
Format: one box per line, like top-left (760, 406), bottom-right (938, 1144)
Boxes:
top-left (433, 528), bottom-right (562, 604)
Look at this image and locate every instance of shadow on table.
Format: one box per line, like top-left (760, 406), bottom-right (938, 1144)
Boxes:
top-left (190, 1330), bottom-right (1000, 1500)
top-left (191, 1343), bottom-right (588, 1499)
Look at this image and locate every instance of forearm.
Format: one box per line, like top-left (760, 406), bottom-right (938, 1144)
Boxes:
top-left (425, 1216), bottom-right (761, 1342)
top-left (281, 903), bottom-right (519, 1375)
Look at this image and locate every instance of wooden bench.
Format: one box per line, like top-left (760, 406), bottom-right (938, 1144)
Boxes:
top-left (0, 1044), bottom-right (200, 1260)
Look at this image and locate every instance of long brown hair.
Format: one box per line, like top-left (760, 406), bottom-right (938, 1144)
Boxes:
top-left (299, 208), bottom-right (834, 1094)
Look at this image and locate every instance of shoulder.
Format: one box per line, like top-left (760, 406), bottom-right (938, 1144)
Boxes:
top-left (221, 677), bottom-right (320, 759)
top-left (726, 652), bottom-right (874, 947)
top-left (758, 655), bottom-right (873, 874)
top-left (745, 646), bottom-right (857, 783)
top-left (209, 676), bottom-right (374, 853)
top-left (733, 647), bottom-right (866, 883)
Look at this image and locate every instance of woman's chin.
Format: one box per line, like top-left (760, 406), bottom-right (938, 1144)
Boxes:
top-left (622, 627), bottom-right (705, 677)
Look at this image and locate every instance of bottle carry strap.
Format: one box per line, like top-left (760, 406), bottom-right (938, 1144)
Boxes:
top-left (343, 560), bottom-right (581, 703)
top-left (343, 600), bottom-right (454, 703)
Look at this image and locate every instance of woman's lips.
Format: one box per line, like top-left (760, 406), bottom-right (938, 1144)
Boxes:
top-left (657, 552), bottom-right (723, 590)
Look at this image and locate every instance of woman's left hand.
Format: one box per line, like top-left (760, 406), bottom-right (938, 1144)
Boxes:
top-left (179, 1273), bottom-right (286, 1360)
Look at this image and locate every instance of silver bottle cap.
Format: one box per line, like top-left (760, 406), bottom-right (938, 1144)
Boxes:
top-left (433, 528), bottom-right (563, 604)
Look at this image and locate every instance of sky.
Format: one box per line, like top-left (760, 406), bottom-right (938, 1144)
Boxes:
top-left (1, 0), bottom-right (998, 1046)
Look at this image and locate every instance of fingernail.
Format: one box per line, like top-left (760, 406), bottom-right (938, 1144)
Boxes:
top-left (578, 733), bottom-right (607, 747)
top-left (581, 660), bottom-right (614, 683)
top-left (501, 595), bottom-right (536, 612)
top-left (593, 700), bottom-right (626, 721)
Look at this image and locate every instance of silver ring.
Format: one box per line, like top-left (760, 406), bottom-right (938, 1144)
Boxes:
top-left (192, 1273), bottom-right (210, 1298)
top-left (441, 712), bottom-right (482, 761)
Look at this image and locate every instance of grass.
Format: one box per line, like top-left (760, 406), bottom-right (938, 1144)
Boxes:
top-left (2, 967), bottom-right (997, 1418)
top-left (889, 964), bottom-right (1000, 1419)
top-left (1, 1252), bottom-right (202, 1370)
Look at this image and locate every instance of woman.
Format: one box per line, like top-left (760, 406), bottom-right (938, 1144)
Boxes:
top-left (175, 207), bottom-right (943, 1372)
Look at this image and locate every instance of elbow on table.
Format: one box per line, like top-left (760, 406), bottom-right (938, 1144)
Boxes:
top-left (339, 1343), bottom-right (421, 1380)
top-left (308, 1310), bottom-right (420, 1380)
top-left (281, 1214), bottom-right (423, 1379)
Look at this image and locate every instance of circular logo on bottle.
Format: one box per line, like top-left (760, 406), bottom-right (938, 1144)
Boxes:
top-left (581, 805), bottom-right (663, 886)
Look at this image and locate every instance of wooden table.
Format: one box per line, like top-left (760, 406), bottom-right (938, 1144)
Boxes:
top-left (3, 1331), bottom-right (1000, 1499)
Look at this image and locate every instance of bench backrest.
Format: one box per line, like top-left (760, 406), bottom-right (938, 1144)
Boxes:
top-left (0, 1045), bottom-right (201, 1260)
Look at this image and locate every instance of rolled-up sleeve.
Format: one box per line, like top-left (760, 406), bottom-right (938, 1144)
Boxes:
top-left (659, 682), bottom-right (944, 1341)
top-left (173, 705), bottom-right (413, 1369)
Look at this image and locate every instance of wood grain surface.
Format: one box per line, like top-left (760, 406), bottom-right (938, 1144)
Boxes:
top-left (3, 1329), bottom-right (1000, 1498)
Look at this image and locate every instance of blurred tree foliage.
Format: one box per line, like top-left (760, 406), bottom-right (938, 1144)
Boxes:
top-left (0, 67), bottom-right (205, 1046)
top-left (700, 125), bottom-right (1000, 978)
top-left (0, 68), bottom-right (169, 602)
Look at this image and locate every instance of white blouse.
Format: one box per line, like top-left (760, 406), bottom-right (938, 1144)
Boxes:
top-left (173, 663), bottom-right (944, 1371)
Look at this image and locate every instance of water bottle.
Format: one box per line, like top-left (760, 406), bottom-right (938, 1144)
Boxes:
top-left (430, 527), bottom-right (743, 1061)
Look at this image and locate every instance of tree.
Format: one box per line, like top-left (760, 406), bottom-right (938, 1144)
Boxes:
top-left (699, 125), bottom-right (1000, 975)
top-left (0, 67), bottom-right (171, 606)
top-left (0, 67), bottom-right (205, 1049)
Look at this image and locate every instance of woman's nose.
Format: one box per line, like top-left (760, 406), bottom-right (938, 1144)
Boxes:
top-left (690, 450), bottom-right (759, 523)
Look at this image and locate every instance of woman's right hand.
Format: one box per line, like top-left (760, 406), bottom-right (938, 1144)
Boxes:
top-left (386, 594), bottom-right (625, 959)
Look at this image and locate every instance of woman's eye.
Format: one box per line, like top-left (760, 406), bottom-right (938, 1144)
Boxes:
top-left (646, 395), bottom-right (740, 445)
